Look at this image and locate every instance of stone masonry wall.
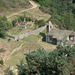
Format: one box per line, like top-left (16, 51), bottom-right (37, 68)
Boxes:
top-left (8, 26), bottom-right (46, 40)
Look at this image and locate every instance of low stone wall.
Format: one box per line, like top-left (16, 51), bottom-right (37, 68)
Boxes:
top-left (8, 26), bottom-right (46, 40)
top-left (7, 35), bottom-right (15, 39)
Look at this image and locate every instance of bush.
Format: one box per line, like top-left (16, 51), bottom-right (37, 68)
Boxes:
top-left (0, 31), bottom-right (6, 39)
top-left (35, 19), bottom-right (46, 27)
top-left (26, 17), bottom-right (32, 21)
top-left (38, 19), bottom-right (46, 27)
top-left (0, 48), bottom-right (6, 53)
top-left (0, 59), bottom-right (3, 65)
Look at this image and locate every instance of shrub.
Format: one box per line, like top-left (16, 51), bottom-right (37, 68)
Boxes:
top-left (0, 59), bottom-right (3, 65)
top-left (35, 19), bottom-right (46, 27)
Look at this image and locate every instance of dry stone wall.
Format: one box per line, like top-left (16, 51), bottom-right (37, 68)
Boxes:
top-left (8, 26), bottom-right (46, 40)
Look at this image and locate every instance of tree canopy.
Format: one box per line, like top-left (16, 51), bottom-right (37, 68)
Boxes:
top-left (0, 16), bottom-right (11, 38)
top-left (35, 19), bottom-right (46, 27)
top-left (17, 46), bottom-right (75, 75)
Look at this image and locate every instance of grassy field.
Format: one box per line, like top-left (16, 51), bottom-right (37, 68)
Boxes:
top-left (0, 0), bottom-right (30, 16)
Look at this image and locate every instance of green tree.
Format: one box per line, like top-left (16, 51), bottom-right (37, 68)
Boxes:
top-left (18, 18), bottom-right (21, 23)
top-left (17, 46), bottom-right (75, 75)
top-left (38, 20), bottom-right (46, 27)
top-left (0, 16), bottom-right (11, 38)
top-left (35, 19), bottom-right (46, 27)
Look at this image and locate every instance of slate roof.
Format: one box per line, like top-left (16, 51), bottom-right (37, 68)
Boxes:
top-left (70, 32), bottom-right (75, 36)
top-left (66, 40), bottom-right (75, 45)
top-left (47, 29), bottom-right (75, 40)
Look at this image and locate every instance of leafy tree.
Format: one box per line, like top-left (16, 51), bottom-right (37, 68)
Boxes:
top-left (17, 46), bottom-right (75, 75)
top-left (12, 19), bottom-right (17, 26)
top-left (0, 16), bottom-right (11, 38)
top-left (35, 19), bottom-right (46, 27)
top-left (38, 20), bottom-right (46, 27)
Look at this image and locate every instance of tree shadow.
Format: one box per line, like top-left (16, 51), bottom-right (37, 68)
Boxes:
top-left (39, 32), bottom-right (46, 42)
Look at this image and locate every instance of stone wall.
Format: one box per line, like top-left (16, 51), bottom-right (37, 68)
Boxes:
top-left (8, 26), bottom-right (46, 40)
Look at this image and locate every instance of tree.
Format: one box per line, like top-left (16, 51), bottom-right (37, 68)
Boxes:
top-left (18, 18), bottom-right (21, 23)
top-left (17, 60), bottom-right (29, 75)
top-left (38, 20), bottom-right (46, 27)
top-left (0, 16), bottom-right (11, 38)
top-left (35, 19), bottom-right (46, 27)
top-left (17, 46), bottom-right (75, 75)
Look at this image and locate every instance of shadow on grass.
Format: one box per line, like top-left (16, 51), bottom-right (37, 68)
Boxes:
top-left (39, 32), bottom-right (57, 46)
top-left (39, 32), bottom-right (46, 42)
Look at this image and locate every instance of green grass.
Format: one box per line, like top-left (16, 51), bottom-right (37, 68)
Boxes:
top-left (42, 41), bottom-right (57, 46)
top-left (21, 11), bottom-right (33, 18)
top-left (0, 0), bottom-right (29, 13)
top-left (5, 49), bottom-right (26, 66)
top-left (0, 70), bottom-right (3, 75)
top-left (39, 15), bottom-right (49, 18)
top-left (5, 35), bottom-right (42, 66)
top-left (5, 55), bottom-right (26, 66)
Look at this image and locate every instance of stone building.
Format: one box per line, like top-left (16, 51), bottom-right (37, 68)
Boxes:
top-left (46, 21), bottom-right (75, 46)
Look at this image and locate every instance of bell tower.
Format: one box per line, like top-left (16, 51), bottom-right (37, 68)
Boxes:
top-left (46, 21), bottom-right (53, 33)
top-left (46, 21), bottom-right (53, 42)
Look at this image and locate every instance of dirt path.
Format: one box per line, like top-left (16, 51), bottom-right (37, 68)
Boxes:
top-left (7, 1), bottom-right (38, 19)
top-left (3, 43), bottom-right (24, 62)
top-left (10, 43), bottom-right (24, 55)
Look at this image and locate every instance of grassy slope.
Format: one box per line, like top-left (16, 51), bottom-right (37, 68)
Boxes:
top-left (5, 33), bottom-right (56, 66)
top-left (0, 0), bottom-right (30, 16)
top-left (0, 29), bottom-right (56, 64)
top-left (6, 1), bottom-right (50, 21)
top-left (0, 1), bottom-right (52, 74)
top-left (0, 31), bottom-right (56, 74)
